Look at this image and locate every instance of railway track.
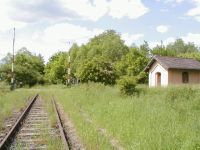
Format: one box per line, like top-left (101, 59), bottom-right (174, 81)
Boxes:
top-left (0, 95), bottom-right (69, 150)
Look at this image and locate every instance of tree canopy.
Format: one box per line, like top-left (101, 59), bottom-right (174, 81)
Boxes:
top-left (44, 52), bottom-right (68, 84)
top-left (1, 30), bottom-right (200, 87)
top-left (0, 47), bottom-right (45, 86)
top-left (152, 39), bottom-right (199, 56)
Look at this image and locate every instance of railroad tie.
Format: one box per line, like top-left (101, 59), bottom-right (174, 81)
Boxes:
top-left (10, 97), bottom-right (56, 149)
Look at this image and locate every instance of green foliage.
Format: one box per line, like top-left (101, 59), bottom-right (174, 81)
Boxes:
top-left (139, 41), bottom-right (151, 58)
top-left (44, 51), bottom-right (68, 84)
top-left (115, 47), bottom-right (149, 81)
top-left (2, 30), bottom-right (200, 87)
top-left (87, 30), bottom-right (129, 62)
top-left (69, 43), bottom-right (80, 77)
top-left (0, 47), bottom-right (45, 87)
top-left (178, 52), bottom-right (200, 61)
top-left (76, 57), bottom-right (117, 85)
top-left (117, 76), bottom-right (137, 95)
top-left (69, 30), bottom-right (128, 77)
top-left (136, 71), bottom-right (148, 84)
top-left (151, 45), bottom-right (169, 56)
top-left (151, 39), bottom-right (199, 56)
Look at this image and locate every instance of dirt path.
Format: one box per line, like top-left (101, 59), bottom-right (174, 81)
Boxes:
top-left (57, 103), bottom-right (85, 150)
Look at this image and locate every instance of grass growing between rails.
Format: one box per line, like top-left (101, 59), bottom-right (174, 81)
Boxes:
top-left (33, 83), bottom-right (200, 150)
top-left (0, 84), bottom-right (63, 149)
top-left (40, 93), bottom-right (64, 150)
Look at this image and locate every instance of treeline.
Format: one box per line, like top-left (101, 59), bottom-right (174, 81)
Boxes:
top-left (0, 30), bottom-right (200, 87)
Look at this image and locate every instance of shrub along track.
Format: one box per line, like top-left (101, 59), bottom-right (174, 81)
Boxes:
top-left (0, 94), bottom-right (70, 150)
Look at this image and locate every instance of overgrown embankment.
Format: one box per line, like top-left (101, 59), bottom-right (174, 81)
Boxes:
top-left (0, 84), bottom-right (35, 130)
top-left (36, 83), bottom-right (200, 150)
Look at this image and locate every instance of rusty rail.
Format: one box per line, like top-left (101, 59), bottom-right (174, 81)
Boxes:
top-left (52, 97), bottom-right (70, 150)
top-left (0, 94), bottom-right (39, 149)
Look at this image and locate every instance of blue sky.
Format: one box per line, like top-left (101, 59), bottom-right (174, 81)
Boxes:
top-left (0, 0), bottom-right (200, 61)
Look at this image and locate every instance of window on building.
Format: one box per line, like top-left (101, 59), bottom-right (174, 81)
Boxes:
top-left (182, 72), bottom-right (189, 83)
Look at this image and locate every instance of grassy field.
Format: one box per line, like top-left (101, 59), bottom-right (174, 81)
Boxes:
top-left (0, 82), bottom-right (36, 130)
top-left (32, 83), bottom-right (200, 150)
top-left (1, 83), bottom-right (200, 149)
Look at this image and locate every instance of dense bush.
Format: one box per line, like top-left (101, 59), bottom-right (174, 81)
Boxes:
top-left (77, 57), bottom-right (117, 85)
top-left (136, 71), bottom-right (148, 84)
top-left (117, 76), bottom-right (137, 95)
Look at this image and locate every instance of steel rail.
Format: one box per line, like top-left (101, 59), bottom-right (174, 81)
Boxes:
top-left (52, 97), bottom-right (70, 150)
top-left (0, 94), bottom-right (39, 149)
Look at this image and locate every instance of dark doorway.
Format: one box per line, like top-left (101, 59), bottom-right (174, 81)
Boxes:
top-left (182, 72), bottom-right (189, 83)
top-left (155, 72), bottom-right (161, 86)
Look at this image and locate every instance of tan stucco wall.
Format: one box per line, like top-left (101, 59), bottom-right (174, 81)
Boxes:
top-left (168, 69), bottom-right (200, 85)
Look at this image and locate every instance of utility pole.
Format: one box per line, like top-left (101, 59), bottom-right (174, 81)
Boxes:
top-left (66, 41), bottom-right (71, 86)
top-left (11, 28), bottom-right (15, 90)
top-left (67, 53), bottom-right (71, 85)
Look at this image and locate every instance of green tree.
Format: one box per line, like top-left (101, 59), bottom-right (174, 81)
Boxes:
top-left (151, 39), bottom-right (199, 56)
top-left (87, 30), bottom-right (129, 62)
top-left (151, 44), bottom-right (170, 56)
top-left (44, 52), bottom-right (68, 84)
top-left (166, 39), bottom-right (199, 54)
top-left (116, 47), bottom-right (149, 77)
top-left (0, 47), bottom-right (45, 86)
top-left (178, 52), bottom-right (200, 62)
top-left (139, 41), bottom-right (151, 58)
top-left (69, 30), bottom-right (129, 83)
top-left (76, 57), bottom-right (117, 85)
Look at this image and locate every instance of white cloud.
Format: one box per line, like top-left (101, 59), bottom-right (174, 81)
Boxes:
top-left (163, 37), bottom-right (176, 44)
top-left (121, 33), bottom-right (144, 46)
top-left (187, 0), bottom-right (200, 22)
top-left (59, 0), bottom-right (149, 21)
top-left (0, 0), bottom-right (149, 34)
top-left (0, 0), bottom-right (149, 31)
top-left (31, 23), bottom-right (105, 61)
top-left (108, 0), bottom-right (149, 19)
top-left (0, 22), bottom-right (144, 62)
top-left (59, 0), bottom-right (108, 21)
top-left (149, 32), bottom-right (200, 48)
top-left (42, 23), bottom-right (104, 44)
top-left (156, 25), bottom-right (170, 33)
top-left (0, 0), bottom-right (27, 32)
top-left (149, 37), bottom-right (175, 48)
top-left (181, 32), bottom-right (200, 46)
top-left (0, 23), bottom-right (105, 62)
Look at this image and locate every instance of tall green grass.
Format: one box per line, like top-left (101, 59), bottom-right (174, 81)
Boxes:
top-left (3, 83), bottom-right (199, 149)
top-left (0, 87), bottom-right (36, 130)
top-left (37, 83), bottom-right (200, 150)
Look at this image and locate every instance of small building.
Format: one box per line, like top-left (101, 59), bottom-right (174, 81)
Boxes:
top-left (144, 56), bottom-right (200, 86)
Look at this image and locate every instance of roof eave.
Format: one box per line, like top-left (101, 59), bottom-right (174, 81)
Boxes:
top-left (168, 68), bottom-right (200, 71)
top-left (144, 58), bottom-right (155, 72)
top-left (144, 56), bottom-right (169, 72)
